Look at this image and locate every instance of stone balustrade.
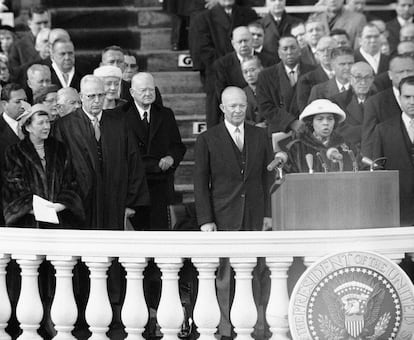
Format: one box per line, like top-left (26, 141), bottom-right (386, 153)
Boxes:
top-left (0, 226), bottom-right (412, 340)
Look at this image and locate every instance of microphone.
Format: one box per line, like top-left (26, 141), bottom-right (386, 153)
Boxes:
top-left (305, 153), bottom-right (314, 174)
top-left (326, 147), bottom-right (343, 162)
top-left (361, 156), bottom-right (386, 171)
top-left (316, 152), bottom-right (328, 173)
top-left (341, 143), bottom-right (358, 172)
top-left (267, 151), bottom-right (288, 171)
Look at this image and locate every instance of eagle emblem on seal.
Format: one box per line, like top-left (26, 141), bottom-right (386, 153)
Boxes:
top-left (307, 268), bottom-right (401, 340)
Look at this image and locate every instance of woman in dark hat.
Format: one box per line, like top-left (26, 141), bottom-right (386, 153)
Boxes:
top-left (284, 99), bottom-right (359, 173)
top-left (2, 103), bottom-right (84, 228)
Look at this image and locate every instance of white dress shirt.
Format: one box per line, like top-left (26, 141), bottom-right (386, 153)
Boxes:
top-left (224, 119), bottom-right (244, 149)
top-left (52, 61), bottom-right (75, 88)
top-left (359, 48), bottom-right (381, 74)
top-left (134, 102), bottom-right (151, 122)
top-left (402, 112), bottom-right (414, 143)
top-left (3, 112), bottom-right (19, 136)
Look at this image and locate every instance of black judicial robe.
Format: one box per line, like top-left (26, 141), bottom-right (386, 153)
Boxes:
top-left (53, 108), bottom-right (149, 230)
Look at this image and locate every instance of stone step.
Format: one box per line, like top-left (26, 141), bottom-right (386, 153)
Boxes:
top-left (46, 0), bottom-right (160, 7)
top-left (67, 27), bottom-right (171, 51)
top-left (175, 160), bottom-right (194, 186)
top-left (163, 93), bottom-right (205, 116)
top-left (153, 71), bottom-right (203, 94)
top-left (75, 49), bottom-right (193, 73)
top-left (51, 7), bottom-right (171, 29)
top-left (174, 184), bottom-right (194, 204)
top-left (182, 138), bottom-right (196, 161)
top-left (176, 114), bottom-right (205, 139)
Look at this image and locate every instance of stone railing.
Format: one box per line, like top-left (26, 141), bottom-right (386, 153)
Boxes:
top-left (0, 226), bottom-right (413, 340)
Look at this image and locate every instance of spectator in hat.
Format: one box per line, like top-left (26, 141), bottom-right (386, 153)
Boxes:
top-left (93, 65), bottom-right (127, 109)
top-left (33, 84), bottom-right (59, 121)
top-left (282, 99), bottom-right (359, 173)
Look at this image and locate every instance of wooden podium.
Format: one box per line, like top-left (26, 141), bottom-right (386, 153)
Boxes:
top-left (272, 171), bottom-right (400, 230)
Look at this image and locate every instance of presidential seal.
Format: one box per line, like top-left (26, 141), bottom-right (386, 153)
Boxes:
top-left (289, 251), bottom-right (414, 340)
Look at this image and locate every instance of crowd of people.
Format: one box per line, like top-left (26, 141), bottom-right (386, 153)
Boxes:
top-left (0, 0), bottom-right (413, 339)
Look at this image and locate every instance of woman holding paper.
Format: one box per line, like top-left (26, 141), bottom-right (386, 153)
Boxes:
top-left (2, 103), bottom-right (84, 227)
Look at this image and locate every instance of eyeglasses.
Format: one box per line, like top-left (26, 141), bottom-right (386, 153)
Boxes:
top-left (83, 93), bottom-right (106, 100)
top-left (351, 75), bottom-right (374, 82)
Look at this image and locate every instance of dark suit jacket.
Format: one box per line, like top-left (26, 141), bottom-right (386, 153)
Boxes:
top-left (300, 45), bottom-right (318, 66)
top-left (361, 87), bottom-right (401, 158)
top-left (331, 89), bottom-right (366, 146)
top-left (256, 61), bottom-right (315, 134)
top-left (354, 49), bottom-right (390, 75)
top-left (214, 51), bottom-right (275, 99)
top-left (296, 65), bottom-right (330, 111)
top-left (386, 17), bottom-right (401, 55)
top-left (119, 102), bottom-right (186, 201)
top-left (194, 122), bottom-right (272, 231)
top-left (256, 61), bottom-right (315, 131)
top-left (261, 12), bottom-right (302, 56)
top-left (53, 108), bottom-right (149, 229)
top-left (243, 86), bottom-right (262, 124)
top-left (50, 67), bottom-right (82, 91)
top-left (8, 32), bottom-right (39, 83)
top-left (373, 71), bottom-right (392, 93)
top-left (193, 4), bottom-right (258, 71)
top-left (308, 77), bottom-right (342, 103)
top-left (372, 116), bottom-right (414, 226)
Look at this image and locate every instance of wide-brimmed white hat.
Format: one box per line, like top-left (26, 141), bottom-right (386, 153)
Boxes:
top-left (299, 99), bottom-right (346, 123)
top-left (93, 65), bottom-right (122, 78)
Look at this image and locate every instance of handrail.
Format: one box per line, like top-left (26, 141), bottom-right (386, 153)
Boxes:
top-left (254, 4), bottom-right (395, 15)
top-left (0, 226), bottom-right (413, 258)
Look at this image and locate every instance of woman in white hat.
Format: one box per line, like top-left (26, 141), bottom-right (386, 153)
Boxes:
top-left (93, 65), bottom-right (127, 110)
top-left (284, 99), bottom-right (359, 173)
top-left (2, 103), bottom-right (84, 227)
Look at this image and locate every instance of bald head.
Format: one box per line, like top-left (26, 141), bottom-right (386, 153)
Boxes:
top-left (130, 72), bottom-right (156, 109)
top-left (401, 23), bottom-right (414, 42)
top-left (56, 87), bottom-right (81, 117)
top-left (231, 26), bottom-right (253, 57)
top-left (220, 86), bottom-right (247, 126)
top-left (398, 41), bottom-right (414, 54)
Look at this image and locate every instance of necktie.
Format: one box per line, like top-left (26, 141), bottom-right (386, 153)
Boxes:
top-left (62, 72), bottom-right (69, 85)
top-left (288, 70), bottom-right (296, 87)
top-left (17, 122), bottom-right (24, 140)
top-left (143, 111), bottom-right (149, 128)
top-left (234, 127), bottom-right (243, 152)
top-left (409, 119), bottom-right (414, 143)
top-left (92, 116), bottom-right (100, 141)
top-left (340, 85), bottom-right (346, 92)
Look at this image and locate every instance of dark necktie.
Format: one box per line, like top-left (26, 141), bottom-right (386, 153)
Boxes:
top-left (289, 70), bottom-right (296, 87)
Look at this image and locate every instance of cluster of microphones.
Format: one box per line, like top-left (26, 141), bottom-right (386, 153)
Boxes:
top-left (267, 145), bottom-right (386, 176)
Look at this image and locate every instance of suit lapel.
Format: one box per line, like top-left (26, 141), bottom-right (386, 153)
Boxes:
top-left (75, 109), bottom-right (99, 171)
top-left (148, 106), bottom-right (162, 146)
top-left (347, 95), bottom-right (364, 124)
top-left (244, 124), bottom-right (257, 179)
top-left (0, 114), bottom-right (19, 143)
top-left (128, 104), bottom-right (148, 145)
top-left (218, 123), bottom-right (240, 169)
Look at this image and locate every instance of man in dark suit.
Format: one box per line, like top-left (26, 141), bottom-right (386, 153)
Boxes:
top-left (372, 76), bottom-right (414, 226)
top-left (361, 54), bottom-right (414, 158)
top-left (120, 72), bottom-right (186, 231)
top-left (354, 23), bottom-right (390, 75)
top-left (8, 6), bottom-right (51, 82)
top-left (50, 40), bottom-right (82, 91)
top-left (260, 0), bottom-right (302, 56)
top-left (54, 75), bottom-right (149, 229)
top-left (0, 83), bottom-right (27, 338)
top-left (331, 61), bottom-right (375, 147)
top-left (296, 36), bottom-right (337, 111)
top-left (194, 86), bottom-right (272, 340)
top-left (308, 46), bottom-right (354, 103)
top-left (192, 0), bottom-right (258, 128)
top-left (300, 18), bottom-right (328, 66)
top-left (256, 35), bottom-right (315, 134)
top-left (214, 26), bottom-right (275, 124)
top-left (386, 0), bottom-right (413, 55)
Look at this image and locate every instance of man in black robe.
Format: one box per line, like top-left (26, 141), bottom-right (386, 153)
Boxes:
top-left (53, 74), bottom-right (149, 229)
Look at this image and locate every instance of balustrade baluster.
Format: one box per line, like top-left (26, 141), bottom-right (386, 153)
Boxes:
top-left (192, 258), bottom-right (220, 340)
top-left (266, 257), bottom-right (293, 340)
top-left (0, 254), bottom-right (11, 340)
top-left (84, 257), bottom-right (113, 340)
top-left (230, 258), bottom-right (257, 340)
top-left (119, 257), bottom-right (148, 340)
top-left (155, 258), bottom-right (184, 340)
top-left (14, 255), bottom-right (45, 340)
top-left (48, 256), bottom-right (79, 340)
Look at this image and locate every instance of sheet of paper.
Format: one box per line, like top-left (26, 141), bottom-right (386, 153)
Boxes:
top-left (33, 195), bottom-right (59, 224)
